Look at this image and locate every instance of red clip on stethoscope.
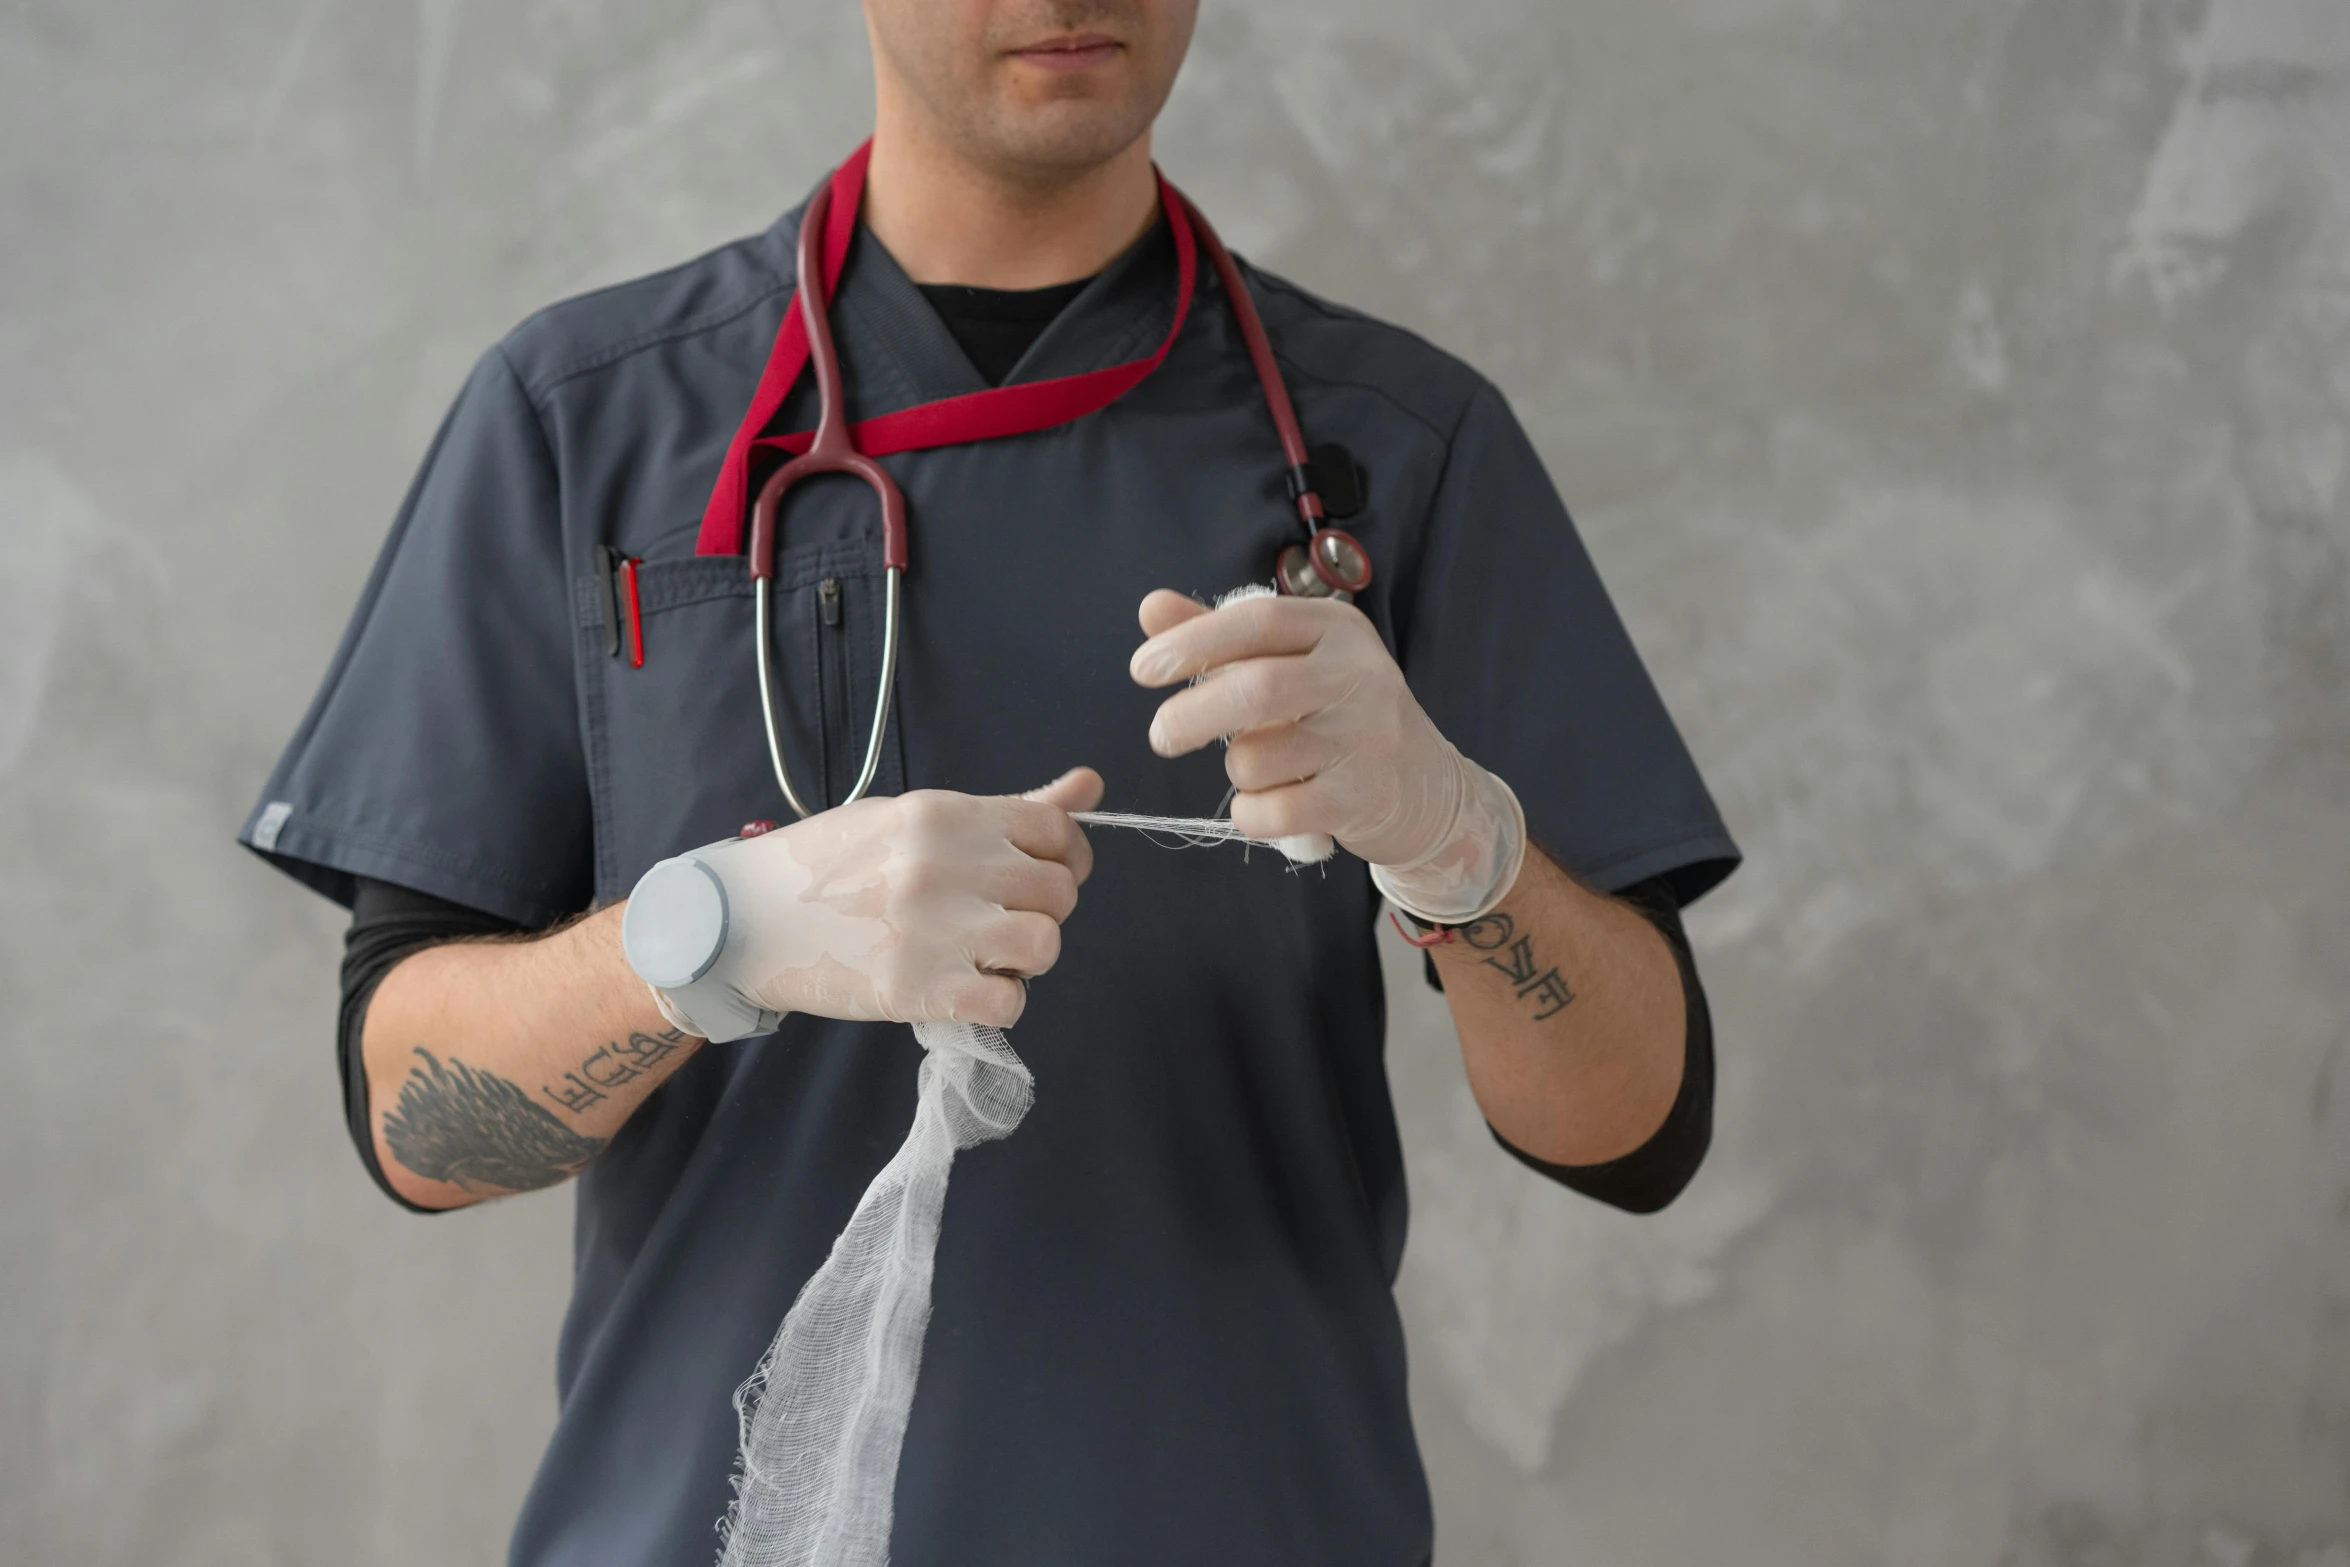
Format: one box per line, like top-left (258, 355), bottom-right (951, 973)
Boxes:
top-left (693, 144), bottom-right (1371, 820)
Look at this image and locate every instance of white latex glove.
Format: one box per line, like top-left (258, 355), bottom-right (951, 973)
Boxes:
top-left (1130, 590), bottom-right (1523, 924)
top-left (624, 769), bottom-right (1102, 1041)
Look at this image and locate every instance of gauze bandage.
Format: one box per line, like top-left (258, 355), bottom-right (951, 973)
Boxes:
top-left (717, 1019), bottom-right (1030, 1567)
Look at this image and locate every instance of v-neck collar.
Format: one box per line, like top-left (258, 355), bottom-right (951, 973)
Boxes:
top-left (994, 215), bottom-right (1179, 387)
top-left (755, 183), bottom-right (1182, 423)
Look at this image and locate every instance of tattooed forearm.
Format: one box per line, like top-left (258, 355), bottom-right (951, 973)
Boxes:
top-left (540, 1028), bottom-right (688, 1116)
top-left (381, 1049), bottom-right (607, 1195)
top-left (1460, 912), bottom-right (1577, 1020)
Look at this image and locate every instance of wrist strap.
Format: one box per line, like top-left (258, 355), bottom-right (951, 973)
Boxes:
top-left (1387, 909), bottom-right (1458, 948)
top-left (624, 846), bottom-right (783, 1044)
top-left (648, 978), bottom-right (781, 1045)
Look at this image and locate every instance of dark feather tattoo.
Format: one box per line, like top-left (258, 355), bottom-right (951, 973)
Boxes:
top-left (382, 1048), bottom-right (607, 1194)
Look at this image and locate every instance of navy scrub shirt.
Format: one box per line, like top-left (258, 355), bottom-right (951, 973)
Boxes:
top-left (243, 182), bottom-right (1739, 1567)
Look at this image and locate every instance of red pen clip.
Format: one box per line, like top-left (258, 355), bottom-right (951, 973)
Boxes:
top-left (619, 557), bottom-right (645, 668)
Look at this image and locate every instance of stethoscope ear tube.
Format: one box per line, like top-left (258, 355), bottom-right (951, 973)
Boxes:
top-left (1180, 197), bottom-right (1373, 605)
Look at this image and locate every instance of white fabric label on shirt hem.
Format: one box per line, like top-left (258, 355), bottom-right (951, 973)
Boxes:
top-left (252, 801), bottom-right (293, 853)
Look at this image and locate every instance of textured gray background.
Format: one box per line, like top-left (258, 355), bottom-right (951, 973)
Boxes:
top-left (4, 1), bottom-right (2346, 1562)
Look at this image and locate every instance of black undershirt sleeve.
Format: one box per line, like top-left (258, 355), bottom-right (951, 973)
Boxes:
top-left (339, 878), bottom-right (527, 1211)
top-left (1426, 874), bottom-right (1716, 1214)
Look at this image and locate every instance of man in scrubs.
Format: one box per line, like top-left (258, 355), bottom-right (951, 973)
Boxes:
top-left (243, 2), bottom-right (1739, 1562)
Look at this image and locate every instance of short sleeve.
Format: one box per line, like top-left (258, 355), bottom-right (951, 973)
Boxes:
top-left (1400, 382), bottom-right (1739, 904)
top-left (238, 347), bottom-right (594, 926)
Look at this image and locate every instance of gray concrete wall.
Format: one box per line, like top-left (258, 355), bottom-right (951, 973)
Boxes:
top-left (4, 2), bottom-right (2345, 1562)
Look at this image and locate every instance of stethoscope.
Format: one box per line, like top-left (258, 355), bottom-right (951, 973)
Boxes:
top-left (745, 173), bottom-right (1372, 821)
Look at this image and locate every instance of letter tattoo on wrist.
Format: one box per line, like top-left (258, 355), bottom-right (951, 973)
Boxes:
top-left (540, 1028), bottom-right (687, 1116)
top-left (1460, 912), bottom-right (1577, 1022)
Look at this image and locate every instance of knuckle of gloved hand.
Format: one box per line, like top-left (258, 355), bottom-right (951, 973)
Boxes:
top-left (1229, 661), bottom-right (1286, 722)
top-left (1015, 800), bottom-right (1074, 855)
top-left (1001, 859), bottom-right (1057, 920)
top-left (1265, 786), bottom-right (1329, 840)
top-left (961, 977), bottom-right (1024, 1028)
top-left (1164, 699), bottom-right (1211, 751)
top-left (894, 852), bottom-right (950, 900)
top-left (1252, 595), bottom-right (1303, 644)
top-left (898, 789), bottom-right (971, 843)
top-left (1229, 792), bottom-right (1284, 840)
top-left (1056, 821), bottom-right (1094, 877)
top-left (1320, 596), bottom-right (1373, 637)
top-left (1019, 917), bottom-right (1062, 975)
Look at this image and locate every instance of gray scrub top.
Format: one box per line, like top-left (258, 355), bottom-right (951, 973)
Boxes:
top-left (244, 177), bottom-right (1739, 1567)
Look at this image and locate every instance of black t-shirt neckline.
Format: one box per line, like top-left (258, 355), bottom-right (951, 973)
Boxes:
top-left (916, 276), bottom-right (1097, 387)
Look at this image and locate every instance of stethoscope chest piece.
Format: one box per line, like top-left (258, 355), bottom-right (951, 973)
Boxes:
top-left (1277, 527), bottom-right (1373, 603)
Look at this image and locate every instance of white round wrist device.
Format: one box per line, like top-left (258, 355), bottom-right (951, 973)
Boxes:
top-left (622, 844), bottom-right (784, 1043)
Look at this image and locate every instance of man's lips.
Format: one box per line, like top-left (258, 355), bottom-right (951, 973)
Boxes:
top-left (1009, 33), bottom-right (1124, 71)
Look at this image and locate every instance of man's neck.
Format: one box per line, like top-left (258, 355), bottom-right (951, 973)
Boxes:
top-left (860, 122), bottom-right (1161, 290)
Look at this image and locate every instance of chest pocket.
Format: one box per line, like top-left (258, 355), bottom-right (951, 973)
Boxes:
top-left (574, 541), bottom-right (905, 903)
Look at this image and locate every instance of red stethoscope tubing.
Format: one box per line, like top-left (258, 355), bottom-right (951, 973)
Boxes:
top-left (1185, 201), bottom-right (1370, 597)
top-left (715, 143), bottom-right (1369, 816)
top-left (745, 174), bottom-right (911, 581)
top-left (742, 185), bottom-right (1330, 568)
top-left (702, 141), bottom-right (1207, 561)
top-left (1178, 195), bottom-right (1324, 532)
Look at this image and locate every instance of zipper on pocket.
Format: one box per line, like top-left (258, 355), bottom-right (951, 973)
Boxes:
top-left (595, 545), bottom-right (622, 658)
top-left (815, 577), bottom-right (851, 805)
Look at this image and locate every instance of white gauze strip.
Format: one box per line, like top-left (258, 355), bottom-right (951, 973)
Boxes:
top-left (1076, 583), bottom-right (1337, 868)
top-left (718, 1022), bottom-right (1033, 1567)
top-left (1071, 811), bottom-right (1334, 865)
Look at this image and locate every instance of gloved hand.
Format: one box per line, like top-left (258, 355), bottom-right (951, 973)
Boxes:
top-left (623, 769), bottom-right (1101, 1041)
top-left (1129, 590), bottom-right (1523, 924)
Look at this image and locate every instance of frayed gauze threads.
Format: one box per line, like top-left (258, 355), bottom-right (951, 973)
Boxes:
top-left (1072, 811), bottom-right (1334, 865)
top-left (718, 1022), bottom-right (1032, 1567)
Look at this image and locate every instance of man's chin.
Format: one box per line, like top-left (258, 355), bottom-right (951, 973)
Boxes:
top-left (978, 104), bottom-right (1154, 182)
